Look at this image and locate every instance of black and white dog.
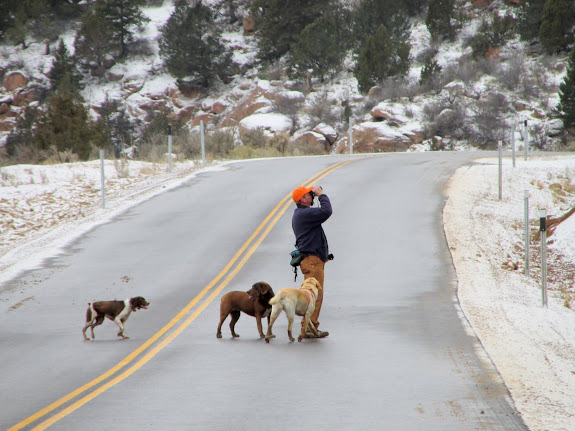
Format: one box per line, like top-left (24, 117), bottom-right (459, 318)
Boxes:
top-left (82, 296), bottom-right (149, 341)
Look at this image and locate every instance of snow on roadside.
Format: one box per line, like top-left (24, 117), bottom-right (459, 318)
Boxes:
top-left (0, 159), bottom-right (223, 290)
top-left (444, 154), bottom-right (575, 431)
top-left (4, 154), bottom-right (575, 430)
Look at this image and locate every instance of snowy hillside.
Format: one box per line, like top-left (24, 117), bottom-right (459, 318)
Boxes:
top-left (0, 0), bottom-right (570, 159)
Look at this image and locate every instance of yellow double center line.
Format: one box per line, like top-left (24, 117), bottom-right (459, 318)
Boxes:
top-left (10, 158), bottom-right (356, 431)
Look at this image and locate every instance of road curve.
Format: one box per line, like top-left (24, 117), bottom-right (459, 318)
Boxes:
top-left (0, 153), bottom-right (528, 431)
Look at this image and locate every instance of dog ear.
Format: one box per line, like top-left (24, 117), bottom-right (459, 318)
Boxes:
top-left (253, 282), bottom-right (269, 295)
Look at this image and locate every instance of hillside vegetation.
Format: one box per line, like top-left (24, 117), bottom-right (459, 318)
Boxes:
top-left (0, 0), bottom-right (574, 165)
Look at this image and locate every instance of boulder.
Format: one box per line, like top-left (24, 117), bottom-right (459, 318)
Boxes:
top-left (367, 86), bottom-right (382, 97)
top-left (342, 123), bottom-right (411, 153)
top-left (138, 100), bottom-right (166, 112)
top-left (313, 123), bottom-right (337, 145)
top-left (13, 88), bottom-right (41, 107)
top-left (107, 71), bottom-right (124, 82)
top-left (371, 137), bottom-right (412, 152)
top-left (178, 106), bottom-right (197, 124)
top-left (514, 101), bottom-right (531, 111)
top-left (191, 113), bottom-right (214, 127)
top-left (370, 103), bottom-right (408, 126)
top-left (548, 119), bottom-right (564, 137)
top-left (274, 91), bottom-right (305, 105)
top-left (403, 130), bottom-right (425, 145)
top-left (293, 131), bottom-right (328, 152)
top-left (221, 86), bottom-right (274, 127)
top-left (211, 101), bottom-right (227, 114)
top-left (243, 14), bottom-right (255, 34)
top-left (370, 106), bottom-right (394, 121)
top-left (530, 109), bottom-right (546, 120)
top-left (238, 112), bottom-right (292, 137)
top-left (0, 120), bottom-right (15, 132)
top-left (3, 72), bottom-right (27, 91)
top-left (124, 81), bottom-right (145, 97)
top-left (444, 82), bottom-right (464, 97)
top-left (169, 88), bottom-right (186, 109)
top-left (436, 108), bottom-right (457, 125)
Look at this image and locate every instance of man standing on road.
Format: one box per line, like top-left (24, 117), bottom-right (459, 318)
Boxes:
top-left (292, 185), bottom-right (332, 338)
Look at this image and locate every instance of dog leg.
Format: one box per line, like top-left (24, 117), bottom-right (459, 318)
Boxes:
top-left (255, 313), bottom-right (265, 339)
top-left (285, 306), bottom-right (296, 342)
top-left (299, 312), bottom-right (316, 342)
top-left (114, 318), bottom-right (129, 339)
top-left (265, 315), bottom-right (275, 339)
top-left (287, 315), bottom-right (296, 342)
top-left (229, 310), bottom-right (241, 337)
top-left (217, 312), bottom-right (228, 338)
top-left (83, 304), bottom-right (96, 341)
top-left (89, 315), bottom-right (105, 340)
top-left (265, 307), bottom-right (281, 343)
top-left (82, 320), bottom-right (93, 341)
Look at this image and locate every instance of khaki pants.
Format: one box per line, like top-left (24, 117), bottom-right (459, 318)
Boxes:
top-left (300, 255), bottom-right (325, 329)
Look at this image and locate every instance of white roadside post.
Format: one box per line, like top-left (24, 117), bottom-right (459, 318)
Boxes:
top-left (540, 208), bottom-right (548, 308)
top-left (511, 125), bottom-right (516, 168)
top-left (201, 120), bottom-right (206, 164)
top-left (99, 149), bottom-right (106, 209)
top-left (349, 117), bottom-right (353, 155)
top-left (168, 124), bottom-right (173, 173)
top-left (524, 190), bottom-right (529, 277)
top-left (498, 141), bottom-right (502, 201)
top-left (523, 120), bottom-right (529, 160)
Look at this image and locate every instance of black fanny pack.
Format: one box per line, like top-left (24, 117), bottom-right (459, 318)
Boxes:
top-left (290, 250), bottom-right (310, 281)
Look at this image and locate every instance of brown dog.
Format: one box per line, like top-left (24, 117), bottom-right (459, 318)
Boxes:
top-left (82, 296), bottom-right (149, 341)
top-left (217, 282), bottom-right (274, 339)
top-left (265, 277), bottom-right (321, 343)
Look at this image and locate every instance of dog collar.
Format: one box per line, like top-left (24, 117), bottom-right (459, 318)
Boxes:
top-left (301, 287), bottom-right (316, 305)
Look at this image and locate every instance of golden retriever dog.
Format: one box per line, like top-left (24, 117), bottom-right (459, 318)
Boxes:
top-left (265, 277), bottom-right (321, 343)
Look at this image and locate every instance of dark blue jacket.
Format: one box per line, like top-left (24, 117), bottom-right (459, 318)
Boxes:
top-left (292, 194), bottom-right (332, 261)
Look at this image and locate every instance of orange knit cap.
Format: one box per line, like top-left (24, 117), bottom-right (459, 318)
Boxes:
top-left (292, 186), bottom-right (313, 203)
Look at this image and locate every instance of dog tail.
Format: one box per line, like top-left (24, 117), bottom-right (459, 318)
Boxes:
top-left (269, 296), bottom-right (279, 306)
top-left (85, 303), bottom-right (93, 322)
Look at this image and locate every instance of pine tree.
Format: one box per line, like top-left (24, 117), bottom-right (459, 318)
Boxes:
top-left (94, 0), bottom-right (149, 58)
top-left (517, 0), bottom-right (547, 41)
top-left (0, 2), bottom-right (16, 41)
top-left (403, 0), bottom-right (429, 16)
top-left (74, 10), bottom-right (114, 73)
top-left (49, 40), bottom-right (82, 93)
top-left (470, 12), bottom-right (515, 59)
top-left (5, 7), bottom-right (28, 48)
top-left (159, 1), bottom-right (234, 89)
top-left (355, 24), bottom-right (394, 93)
top-left (34, 92), bottom-right (97, 161)
top-left (95, 96), bottom-right (135, 157)
top-left (557, 48), bottom-right (575, 130)
top-left (426, 0), bottom-right (455, 41)
top-left (5, 106), bottom-right (40, 160)
top-left (420, 55), bottom-right (442, 86)
top-left (250, 0), bottom-right (331, 62)
top-left (290, 7), bottom-right (351, 81)
top-left (353, 0), bottom-right (411, 49)
top-left (539, 0), bottom-right (575, 53)
top-left (3, 0), bottom-right (64, 48)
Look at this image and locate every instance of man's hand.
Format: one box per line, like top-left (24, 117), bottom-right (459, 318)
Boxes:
top-left (312, 185), bottom-right (323, 196)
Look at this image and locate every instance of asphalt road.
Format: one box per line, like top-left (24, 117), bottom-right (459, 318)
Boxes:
top-left (0, 153), bottom-right (529, 431)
